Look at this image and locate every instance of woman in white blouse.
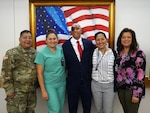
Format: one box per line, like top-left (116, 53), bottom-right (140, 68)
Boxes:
top-left (91, 31), bottom-right (117, 113)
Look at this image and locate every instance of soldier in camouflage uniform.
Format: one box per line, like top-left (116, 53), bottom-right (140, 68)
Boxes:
top-left (1, 30), bottom-right (38, 113)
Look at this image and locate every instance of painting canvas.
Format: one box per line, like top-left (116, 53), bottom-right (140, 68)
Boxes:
top-left (29, 0), bottom-right (115, 50)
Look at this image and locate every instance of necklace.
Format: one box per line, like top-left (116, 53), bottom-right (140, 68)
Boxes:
top-left (95, 48), bottom-right (107, 70)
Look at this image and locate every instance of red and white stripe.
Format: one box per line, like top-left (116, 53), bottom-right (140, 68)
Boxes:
top-left (61, 6), bottom-right (109, 40)
top-left (36, 6), bottom-right (109, 50)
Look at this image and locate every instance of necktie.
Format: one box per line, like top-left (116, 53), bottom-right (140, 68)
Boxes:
top-left (77, 41), bottom-right (82, 59)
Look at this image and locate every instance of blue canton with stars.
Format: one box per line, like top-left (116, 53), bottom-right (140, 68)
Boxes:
top-left (36, 6), bottom-right (70, 37)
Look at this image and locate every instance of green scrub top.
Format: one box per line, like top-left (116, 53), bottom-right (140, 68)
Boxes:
top-left (34, 46), bottom-right (66, 85)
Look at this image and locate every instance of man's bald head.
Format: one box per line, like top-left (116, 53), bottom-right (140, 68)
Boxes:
top-left (71, 23), bottom-right (81, 31)
top-left (71, 23), bottom-right (82, 40)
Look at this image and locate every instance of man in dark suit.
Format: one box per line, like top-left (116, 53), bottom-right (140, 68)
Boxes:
top-left (62, 23), bottom-right (95, 113)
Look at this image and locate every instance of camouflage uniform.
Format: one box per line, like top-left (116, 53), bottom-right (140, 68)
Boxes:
top-left (1, 45), bottom-right (37, 113)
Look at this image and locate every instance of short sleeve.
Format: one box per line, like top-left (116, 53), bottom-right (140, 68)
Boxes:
top-left (34, 52), bottom-right (45, 67)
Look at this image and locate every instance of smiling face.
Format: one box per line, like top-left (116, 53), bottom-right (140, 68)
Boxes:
top-left (95, 33), bottom-right (107, 50)
top-left (71, 23), bottom-right (82, 40)
top-left (19, 32), bottom-right (32, 49)
top-left (46, 33), bottom-right (58, 48)
top-left (121, 32), bottom-right (132, 48)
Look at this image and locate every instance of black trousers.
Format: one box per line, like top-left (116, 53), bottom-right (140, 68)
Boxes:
top-left (118, 89), bottom-right (140, 113)
top-left (67, 82), bottom-right (91, 113)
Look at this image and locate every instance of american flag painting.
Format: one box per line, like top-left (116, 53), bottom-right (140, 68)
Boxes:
top-left (36, 6), bottom-right (109, 51)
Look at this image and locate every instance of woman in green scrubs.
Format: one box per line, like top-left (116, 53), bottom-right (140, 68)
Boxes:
top-left (34, 29), bottom-right (66, 113)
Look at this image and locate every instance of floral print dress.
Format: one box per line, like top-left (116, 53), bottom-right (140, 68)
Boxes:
top-left (115, 49), bottom-right (146, 98)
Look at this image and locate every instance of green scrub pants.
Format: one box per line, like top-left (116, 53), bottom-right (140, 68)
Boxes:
top-left (46, 82), bottom-right (66, 113)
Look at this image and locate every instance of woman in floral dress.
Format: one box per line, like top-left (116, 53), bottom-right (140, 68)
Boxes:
top-left (115, 28), bottom-right (146, 113)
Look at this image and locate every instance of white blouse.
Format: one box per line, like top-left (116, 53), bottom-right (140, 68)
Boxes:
top-left (92, 48), bottom-right (115, 83)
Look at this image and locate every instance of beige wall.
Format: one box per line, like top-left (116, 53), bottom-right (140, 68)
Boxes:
top-left (0, 0), bottom-right (150, 77)
top-left (0, 0), bottom-right (150, 113)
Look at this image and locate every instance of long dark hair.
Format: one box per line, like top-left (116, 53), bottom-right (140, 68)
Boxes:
top-left (116, 28), bottom-right (139, 53)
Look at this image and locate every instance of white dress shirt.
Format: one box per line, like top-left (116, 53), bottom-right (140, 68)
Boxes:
top-left (70, 37), bottom-right (83, 61)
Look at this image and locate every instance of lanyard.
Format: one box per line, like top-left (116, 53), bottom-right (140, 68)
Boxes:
top-left (95, 49), bottom-right (106, 70)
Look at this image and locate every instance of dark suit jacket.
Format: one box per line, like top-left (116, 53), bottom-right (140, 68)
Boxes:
top-left (62, 38), bottom-right (95, 89)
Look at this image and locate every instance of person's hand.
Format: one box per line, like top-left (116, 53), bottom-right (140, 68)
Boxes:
top-left (132, 96), bottom-right (139, 103)
top-left (7, 93), bottom-right (15, 99)
top-left (42, 91), bottom-right (48, 100)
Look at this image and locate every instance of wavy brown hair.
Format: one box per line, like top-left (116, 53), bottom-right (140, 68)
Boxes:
top-left (116, 28), bottom-right (139, 53)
